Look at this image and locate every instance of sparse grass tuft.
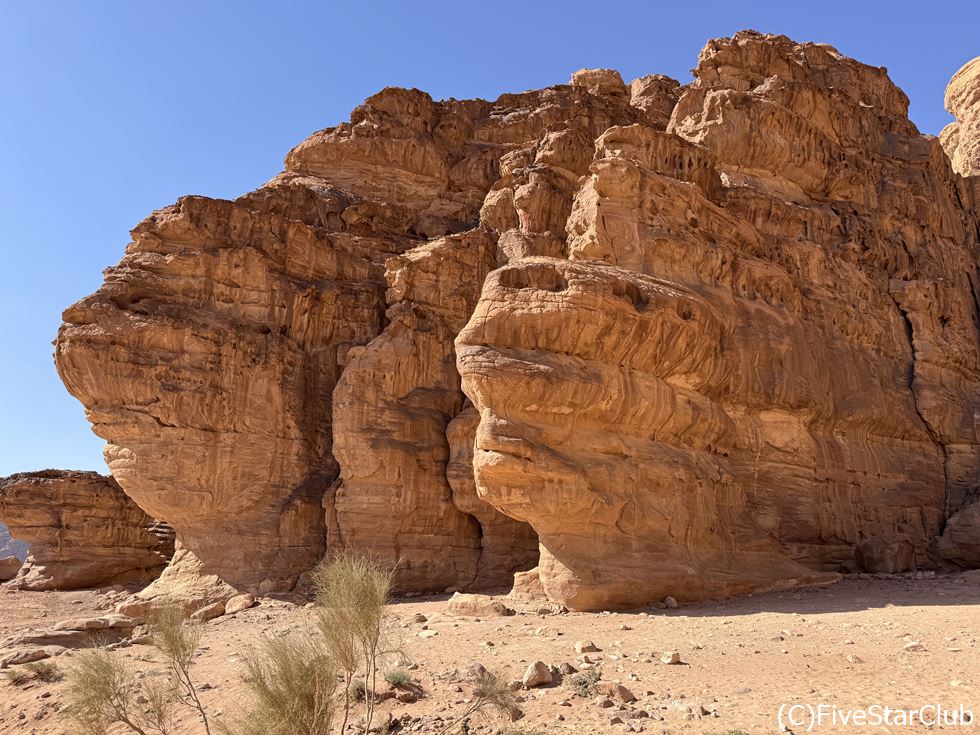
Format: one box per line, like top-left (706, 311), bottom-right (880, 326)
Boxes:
top-left (225, 631), bottom-right (337, 735)
top-left (26, 660), bottom-right (62, 682)
top-left (350, 678), bottom-right (368, 701)
top-left (435, 669), bottom-right (522, 734)
top-left (5, 660), bottom-right (63, 687)
top-left (4, 668), bottom-right (31, 686)
top-left (565, 667), bottom-right (601, 698)
top-left (384, 669), bottom-right (412, 688)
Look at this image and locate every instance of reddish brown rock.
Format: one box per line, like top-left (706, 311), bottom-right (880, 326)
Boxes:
top-left (0, 471), bottom-right (173, 590)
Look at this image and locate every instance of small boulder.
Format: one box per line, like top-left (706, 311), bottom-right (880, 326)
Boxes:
top-left (190, 601), bottom-right (225, 622)
top-left (464, 661), bottom-right (488, 681)
top-left (522, 661), bottom-right (553, 688)
top-left (224, 594), bottom-right (255, 615)
top-left (661, 650), bottom-right (681, 664)
top-left (0, 555), bottom-right (22, 581)
top-left (662, 596), bottom-right (678, 609)
top-left (445, 592), bottom-right (514, 618)
top-left (575, 640), bottom-right (601, 653)
top-left (595, 681), bottom-right (637, 703)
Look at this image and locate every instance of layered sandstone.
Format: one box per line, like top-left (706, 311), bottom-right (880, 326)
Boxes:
top-left (458, 34), bottom-right (980, 609)
top-left (0, 471), bottom-right (174, 590)
top-left (941, 56), bottom-right (980, 177)
top-left (54, 32), bottom-right (980, 608)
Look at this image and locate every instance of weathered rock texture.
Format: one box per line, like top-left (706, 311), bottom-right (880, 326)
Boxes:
top-left (458, 34), bottom-right (980, 608)
top-left (0, 471), bottom-right (174, 590)
top-left (54, 32), bottom-right (979, 608)
top-left (941, 56), bottom-right (980, 177)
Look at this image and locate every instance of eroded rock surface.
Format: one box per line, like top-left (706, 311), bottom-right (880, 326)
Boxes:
top-left (941, 56), bottom-right (980, 177)
top-left (458, 33), bottom-right (980, 609)
top-left (54, 31), bottom-right (980, 607)
top-left (0, 471), bottom-right (173, 590)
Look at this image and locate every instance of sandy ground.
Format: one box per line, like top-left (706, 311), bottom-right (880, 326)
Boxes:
top-left (1, 572), bottom-right (978, 735)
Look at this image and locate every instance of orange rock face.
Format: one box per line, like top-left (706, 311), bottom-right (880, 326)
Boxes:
top-left (941, 56), bottom-right (980, 177)
top-left (54, 32), bottom-right (980, 607)
top-left (0, 471), bottom-right (173, 590)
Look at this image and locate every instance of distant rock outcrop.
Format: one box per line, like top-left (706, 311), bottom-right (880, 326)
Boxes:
top-left (0, 471), bottom-right (174, 590)
top-left (52, 32), bottom-right (980, 609)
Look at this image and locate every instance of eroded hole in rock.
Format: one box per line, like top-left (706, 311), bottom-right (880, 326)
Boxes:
top-left (676, 302), bottom-right (695, 321)
top-left (611, 279), bottom-right (649, 311)
top-left (498, 263), bottom-right (568, 293)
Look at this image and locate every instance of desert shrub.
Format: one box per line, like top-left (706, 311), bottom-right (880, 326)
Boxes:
top-left (224, 631), bottom-right (337, 735)
top-left (149, 604), bottom-right (211, 735)
top-left (3, 668), bottom-right (31, 686)
top-left (384, 669), bottom-right (412, 687)
top-left (313, 552), bottom-right (394, 734)
top-left (350, 678), bottom-right (368, 702)
top-left (65, 647), bottom-right (174, 735)
top-left (4, 660), bottom-right (62, 686)
top-left (565, 667), bottom-right (601, 698)
top-left (435, 669), bottom-right (521, 734)
top-left (26, 660), bottom-right (62, 682)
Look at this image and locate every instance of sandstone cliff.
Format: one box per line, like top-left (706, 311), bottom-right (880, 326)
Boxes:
top-left (0, 471), bottom-right (174, 590)
top-left (54, 32), bottom-right (980, 609)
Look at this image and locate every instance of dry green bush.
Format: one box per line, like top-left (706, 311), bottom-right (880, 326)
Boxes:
top-left (65, 648), bottom-right (174, 735)
top-left (27, 660), bottom-right (63, 682)
top-left (313, 552), bottom-right (394, 734)
top-left (565, 667), bottom-right (601, 698)
top-left (3, 668), bottom-right (32, 686)
top-left (222, 631), bottom-right (337, 735)
top-left (384, 669), bottom-right (412, 687)
top-left (3, 660), bottom-right (63, 687)
top-left (435, 669), bottom-right (521, 734)
top-left (149, 605), bottom-right (211, 735)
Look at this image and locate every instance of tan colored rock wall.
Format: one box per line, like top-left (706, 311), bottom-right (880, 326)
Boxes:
top-left (941, 57), bottom-right (980, 177)
top-left (0, 471), bottom-right (173, 590)
top-left (458, 32), bottom-right (980, 609)
top-left (53, 31), bottom-right (980, 606)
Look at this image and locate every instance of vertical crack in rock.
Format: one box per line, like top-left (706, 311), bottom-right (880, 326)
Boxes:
top-left (891, 294), bottom-right (951, 525)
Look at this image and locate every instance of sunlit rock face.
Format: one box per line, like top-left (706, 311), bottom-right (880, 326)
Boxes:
top-left (457, 33), bottom-right (980, 610)
top-left (941, 56), bottom-right (980, 177)
top-left (0, 470), bottom-right (173, 590)
top-left (54, 31), bottom-right (979, 607)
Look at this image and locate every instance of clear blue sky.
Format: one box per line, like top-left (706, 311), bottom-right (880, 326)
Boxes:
top-left (1, 1), bottom-right (977, 476)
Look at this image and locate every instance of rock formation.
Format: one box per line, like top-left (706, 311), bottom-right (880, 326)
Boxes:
top-left (0, 471), bottom-right (174, 590)
top-left (54, 32), bottom-right (980, 609)
top-left (941, 56), bottom-right (980, 177)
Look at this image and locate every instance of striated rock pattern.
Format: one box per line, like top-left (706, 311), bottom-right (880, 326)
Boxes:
top-left (54, 32), bottom-right (980, 607)
top-left (459, 33), bottom-right (980, 608)
top-left (0, 471), bottom-right (174, 590)
top-left (941, 56), bottom-right (980, 177)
